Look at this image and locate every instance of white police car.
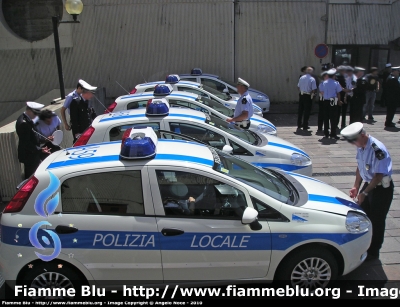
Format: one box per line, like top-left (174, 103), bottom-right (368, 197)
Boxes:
top-left (0, 127), bottom-right (371, 294)
top-left (179, 68), bottom-right (270, 113)
top-left (75, 100), bottom-right (310, 175)
top-left (128, 74), bottom-right (264, 116)
top-left (106, 84), bottom-right (276, 135)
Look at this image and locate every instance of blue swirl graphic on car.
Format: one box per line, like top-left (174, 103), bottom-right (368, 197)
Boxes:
top-left (28, 171), bottom-right (62, 261)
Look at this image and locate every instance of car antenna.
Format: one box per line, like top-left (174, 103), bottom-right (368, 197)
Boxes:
top-left (115, 81), bottom-right (130, 95)
top-left (140, 70), bottom-right (148, 83)
top-left (31, 129), bottom-right (70, 155)
top-left (93, 94), bottom-right (112, 114)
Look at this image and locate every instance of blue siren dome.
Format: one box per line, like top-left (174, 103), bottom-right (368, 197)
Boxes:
top-left (190, 68), bottom-right (202, 76)
top-left (146, 98), bottom-right (170, 116)
top-left (120, 127), bottom-right (158, 160)
top-left (153, 84), bottom-right (173, 96)
top-left (165, 74), bottom-right (180, 84)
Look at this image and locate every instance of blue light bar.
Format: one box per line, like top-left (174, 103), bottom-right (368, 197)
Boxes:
top-left (146, 98), bottom-right (170, 116)
top-left (154, 84), bottom-right (173, 96)
top-left (191, 68), bottom-right (202, 76)
top-left (120, 127), bottom-right (158, 160)
top-left (165, 74), bottom-right (180, 84)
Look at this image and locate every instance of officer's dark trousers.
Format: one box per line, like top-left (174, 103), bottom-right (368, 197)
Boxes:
top-left (297, 94), bottom-right (312, 128)
top-left (360, 181), bottom-right (394, 257)
top-left (340, 101), bottom-right (348, 128)
top-left (317, 100), bottom-right (325, 130)
top-left (323, 100), bottom-right (338, 137)
top-left (385, 100), bottom-right (397, 126)
top-left (350, 97), bottom-right (364, 124)
top-left (23, 156), bottom-right (41, 179)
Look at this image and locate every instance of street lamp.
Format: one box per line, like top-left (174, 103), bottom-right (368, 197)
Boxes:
top-left (52, 0), bottom-right (84, 99)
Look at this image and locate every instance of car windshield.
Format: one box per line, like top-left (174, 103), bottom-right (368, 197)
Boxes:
top-left (219, 78), bottom-right (238, 89)
top-left (209, 148), bottom-right (293, 204)
top-left (198, 97), bottom-right (234, 117)
top-left (206, 115), bottom-right (259, 145)
top-left (201, 84), bottom-right (231, 101)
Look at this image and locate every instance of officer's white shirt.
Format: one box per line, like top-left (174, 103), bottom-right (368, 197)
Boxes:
top-left (356, 135), bottom-right (392, 182)
top-left (234, 91), bottom-right (254, 120)
top-left (346, 75), bottom-right (357, 97)
top-left (298, 74), bottom-right (317, 93)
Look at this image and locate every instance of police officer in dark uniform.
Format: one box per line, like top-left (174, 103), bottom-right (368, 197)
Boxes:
top-left (384, 66), bottom-right (400, 127)
top-left (342, 122), bottom-right (394, 261)
top-left (335, 66), bottom-right (347, 129)
top-left (70, 80), bottom-right (97, 144)
top-left (15, 102), bottom-right (51, 179)
top-left (350, 67), bottom-right (368, 124)
top-left (379, 63), bottom-right (392, 107)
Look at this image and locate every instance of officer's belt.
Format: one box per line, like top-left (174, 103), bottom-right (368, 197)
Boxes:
top-left (235, 120), bottom-right (251, 129)
top-left (301, 91), bottom-right (311, 95)
top-left (366, 176), bottom-right (392, 186)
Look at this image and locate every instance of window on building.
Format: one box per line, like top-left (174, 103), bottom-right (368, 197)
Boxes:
top-left (332, 46), bottom-right (359, 67)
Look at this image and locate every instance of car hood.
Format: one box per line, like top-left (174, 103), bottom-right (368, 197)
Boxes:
top-left (248, 88), bottom-right (269, 100)
top-left (260, 134), bottom-right (308, 158)
top-left (285, 171), bottom-right (365, 215)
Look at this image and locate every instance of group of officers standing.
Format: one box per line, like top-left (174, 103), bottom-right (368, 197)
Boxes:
top-left (297, 64), bottom-right (400, 139)
top-left (15, 79), bottom-right (97, 179)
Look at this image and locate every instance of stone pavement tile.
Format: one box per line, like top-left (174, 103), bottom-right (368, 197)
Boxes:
top-left (340, 261), bottom-right (388, 280)
top-left (381, 237), bottom-right (400, 252)
top-left (382, 264), bottom-right (400, 279)
top-left (389, 210), bottom-right (400, 218)
top-left (385, 218), bottom-right (400, 230)
top-left (385, 231), bottom-right (391, 237)
top-left (387, 229), bottom-right (400, 237)
top-left (380, 253), bottom-right (400, 265)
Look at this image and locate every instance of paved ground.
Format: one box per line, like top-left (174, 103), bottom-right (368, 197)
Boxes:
top-left (265, 102), bottom-right (400, 290)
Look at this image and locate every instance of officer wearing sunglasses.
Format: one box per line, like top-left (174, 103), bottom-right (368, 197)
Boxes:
top-left (341, 122), bottom-right (393, 261)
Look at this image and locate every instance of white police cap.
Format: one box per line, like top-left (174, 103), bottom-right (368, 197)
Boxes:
top-left (26, 101), bottom-right (44, 112)
top-left (386, 63), bottom-right (392, 68)
top-left (78, 79), bottom-right (97, 92)
top-left (321, 71), bottom-right (328, 76)
top-left (354, 67), bottom-right (365, 72)
top-left (391, 66), bottom-right (400, 71)
top-left (327, 68), bottom-right (336, 75)
top-left (237, 78), bottom-right (250, 87)
top-left (340, 122), bottom-right (364, 140)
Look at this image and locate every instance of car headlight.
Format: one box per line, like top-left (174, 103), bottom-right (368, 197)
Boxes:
top-left (290, 153), bottom-right (311, 166)
top-left (257, 94), bottom-right (267, 100)
top-left (257, 124), bottom-right (276, 134)
top-left (346, 211), bottom-right (370, 233)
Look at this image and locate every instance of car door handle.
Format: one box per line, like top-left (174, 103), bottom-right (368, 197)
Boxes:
top-left (55, 225), bottom-right (79, 234)
top-left (161, 228), bottom-right (184, 236)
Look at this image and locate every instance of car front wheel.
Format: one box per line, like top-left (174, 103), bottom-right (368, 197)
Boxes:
top-left (275, 247), bottom-right (338, 290)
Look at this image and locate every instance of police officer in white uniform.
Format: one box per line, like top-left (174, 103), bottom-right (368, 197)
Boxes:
top-left (297, 67), bottom-right (317, 130)
top-left (226, 78), bottom-right (254, 129)
top-left (61, 79), bottom-right (97, 140)
top-left (320, 68), bottom-right (343, 139)
top-left (342, 122), bottom-right (394, 261)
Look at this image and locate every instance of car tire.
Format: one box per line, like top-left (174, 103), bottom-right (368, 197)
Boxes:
top-left (275, 247), bottom-right (338, 290)
top-left (17, 261), bottom-right (86, 300)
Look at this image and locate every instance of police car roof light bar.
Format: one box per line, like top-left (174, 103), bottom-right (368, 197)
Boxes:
top-left (165, 74), bottom-right (180, 84)
top-left (153, 84), bottom-right (173, 96)
top-left (191, 68), bottom-right (202, 76)
top-left (120, 127), bottom-right (158, 160)
top-left (146, 99), bottom-right (169, 116)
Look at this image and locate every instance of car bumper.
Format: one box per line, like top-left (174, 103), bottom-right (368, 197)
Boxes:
top-left (253, 99), bottom-right (270, 113)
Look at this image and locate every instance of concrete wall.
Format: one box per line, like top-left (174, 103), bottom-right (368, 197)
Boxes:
top-left (0, 0), bottom-right (399, 106)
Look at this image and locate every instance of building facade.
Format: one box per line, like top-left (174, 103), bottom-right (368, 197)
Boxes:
top-left (0, 0), bottom-right (399, 106)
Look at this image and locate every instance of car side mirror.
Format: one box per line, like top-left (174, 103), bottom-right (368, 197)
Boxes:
top-left (223, 88), bottom-right (229, 94)
top-left (242, 207), bottom-right (262, 230)
top-left (222, 145), bottom-right (233, 154)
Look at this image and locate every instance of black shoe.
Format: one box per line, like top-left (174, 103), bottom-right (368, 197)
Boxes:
top-left (330, 135), bottom-right (340, 140)
top-left (303, 126), bottom-right (310, 130)
top-left (385, 123), bottom-right (396, 127)
top-left (368, 116), bottom-right (374, 120)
